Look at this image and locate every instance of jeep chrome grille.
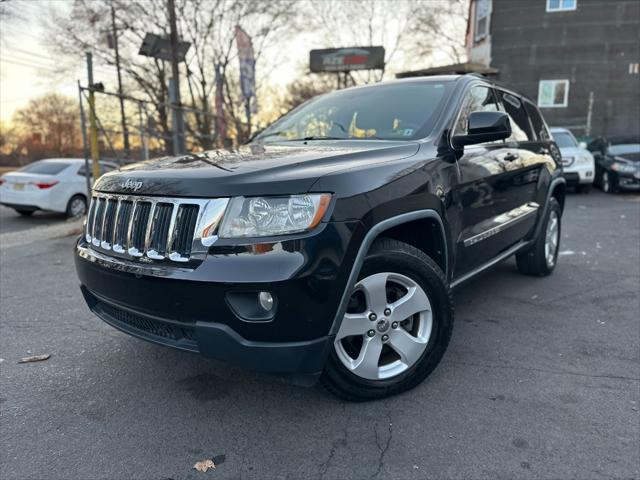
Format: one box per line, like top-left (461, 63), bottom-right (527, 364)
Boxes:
top-left (85, 194), bottom-right (229, 263)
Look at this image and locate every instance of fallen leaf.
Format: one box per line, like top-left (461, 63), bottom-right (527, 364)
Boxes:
top-left (18, 354), bottom-right (51, 364)
top-left (193, 459), bottom-right (216, 472)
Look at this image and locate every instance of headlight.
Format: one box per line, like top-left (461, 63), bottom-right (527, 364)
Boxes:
top-left (611, 162), bottom-right (636, 173)
top-left (218, 193), bottom-right (332, 238)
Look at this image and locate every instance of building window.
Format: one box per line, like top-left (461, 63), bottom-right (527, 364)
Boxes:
top-left (546, 0), bottom-right (577, 12)
top-left (474, 0), bottom-right (490, 42)
top-left (538, 80), bottom-right (569, 108)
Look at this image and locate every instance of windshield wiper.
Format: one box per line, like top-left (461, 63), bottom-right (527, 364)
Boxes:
top-left (300, 136), bottom-right (345, 141)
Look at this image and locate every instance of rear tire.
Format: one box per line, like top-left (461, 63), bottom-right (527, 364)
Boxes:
top-left (15, 209), bottom-right (34, 216)
top-left (321, 239), bottom-right (453, 402)
top-left (516, 198), bottom-right (561, 276)
top-left (65, 195), bottom-right (87, 218)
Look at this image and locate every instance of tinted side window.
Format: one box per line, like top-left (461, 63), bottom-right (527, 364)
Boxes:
top-left (78, 163), bottom-right (115, 176)
top-left (20, 161), bottom-right (70, 175)
top-left (453, 85), bottom-right (500, 137)
top-left (496, 91), bottom-right (534, 142)
top-left (525, 101), bottom-right (551, 141)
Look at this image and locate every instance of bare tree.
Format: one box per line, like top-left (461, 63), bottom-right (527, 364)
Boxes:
top-left (280, 73), bottom-right (336, 112)
top-left (409, 0), bottom-right (469, 66)
top-left (44, 0), bottom-right (298, 152)
top-left (11, 93), bottom-right (81, 158)
top-left (306, 0), bottom-right (469, 81)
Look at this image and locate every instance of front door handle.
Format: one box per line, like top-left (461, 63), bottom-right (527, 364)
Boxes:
top-left (504, 152), bottom-right (519, 161)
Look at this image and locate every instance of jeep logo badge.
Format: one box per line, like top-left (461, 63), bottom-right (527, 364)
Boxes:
top-left (121, 178), bottom-right (143, 191)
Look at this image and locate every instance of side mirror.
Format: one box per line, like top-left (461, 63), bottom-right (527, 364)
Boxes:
top-left (452, 111), bottom-right (512, 149)
top-left (578, 141), bottom-right (587, 149)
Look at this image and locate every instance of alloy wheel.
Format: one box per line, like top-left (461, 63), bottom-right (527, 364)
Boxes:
top-left (602, 172), bottom-right (611, 193)
top-left (545, 210), bottom-right (559, 267)
top-left (69, 197), bottom-right (87, 217)
top-left (334, 272), bottom-right (432, 380)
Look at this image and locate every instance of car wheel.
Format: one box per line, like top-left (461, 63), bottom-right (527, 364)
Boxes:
top-left (15, 209), bottom-right (34, 216)
top-left (601, 171), bottom-right (615, 193)
top-left (516, 197), bottom-right (561, 276)
top-left (321, 238), bottom-right (453, 402)
top-left (66, 195), bottom-right (87, 218)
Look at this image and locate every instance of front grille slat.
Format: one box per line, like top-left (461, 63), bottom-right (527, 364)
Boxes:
top-left (171, 204), bottom-right (199, 259)
top-left (148, 203), bottom-right (173, 257)
top-left (85, 197), bottom-right (98, 242)
top-left (113, 200), bottom-right (133, 252)
top-left (129, 201), bottom-right (151, 255)
top-left (101, 199), bottom-right (118, 249)
top-left (84, 193), bottom-right (214, 264)
top-left (92, 198), bottom-right (106, 246)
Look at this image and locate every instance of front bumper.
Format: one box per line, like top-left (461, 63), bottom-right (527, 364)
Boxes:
top-left (75, 220), bottom-right (362, 375)
top-left (562, 162), bottom-right (594, 185)
top-left (81, 286), bottom-right (332, 374)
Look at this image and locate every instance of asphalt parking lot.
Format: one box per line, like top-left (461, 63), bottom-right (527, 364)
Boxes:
top-left (1, 190), bottom-right (638, 480)
top-left (0, 205), bottom-right (70, 234)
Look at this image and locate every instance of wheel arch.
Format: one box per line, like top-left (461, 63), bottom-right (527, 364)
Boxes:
top-left (550, 179), bottom-right (566, 213)
top-left (328, 209), bottom-right (449, 336)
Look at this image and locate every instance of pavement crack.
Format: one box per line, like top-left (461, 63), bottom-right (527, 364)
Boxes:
top-left (371, 412), bottom-right (393, 479)
top-left (318, 403), bottom-right (348, 479)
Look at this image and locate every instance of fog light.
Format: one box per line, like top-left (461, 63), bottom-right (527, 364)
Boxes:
top-left (258, 291), bottom-right (274, 311)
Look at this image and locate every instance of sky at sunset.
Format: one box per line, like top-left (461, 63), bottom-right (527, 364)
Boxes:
top-left (0, 0), bottom-right (454, 124)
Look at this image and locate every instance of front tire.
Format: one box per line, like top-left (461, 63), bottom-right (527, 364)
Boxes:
top-left (516, 197), bottom-right (561, 276)
top-left (321, 239), bottom-right (453, 402)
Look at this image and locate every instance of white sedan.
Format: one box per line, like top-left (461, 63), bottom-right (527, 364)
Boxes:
top-left (0, 158), bottom-right (118, 217)
top-left (550, 127), bottom-right (595, 193)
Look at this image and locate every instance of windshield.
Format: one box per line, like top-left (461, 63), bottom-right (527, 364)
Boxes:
top-left (607, 144), bottom-right (640, 157)
top-left (253, 82), bottom-right (452, 143)
top-left (19, 161), bottom-right (70, 175)
top-left (552, 131), bottom-right (578, 148)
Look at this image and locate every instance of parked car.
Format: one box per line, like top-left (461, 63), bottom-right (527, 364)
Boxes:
top-left (75, 75), bottom-right (565, 401)
top-left (587, 135), bottom-right (640, 193)
top-left (0, 159), bottom-right (118, 217)
top-left (550, 127), bottom-right (594, 193)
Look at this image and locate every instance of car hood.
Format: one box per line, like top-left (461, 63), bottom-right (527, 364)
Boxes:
top-left (94, 141), bottom-right (420, 197)
top-left (558, 146), bottom-right (588, 157)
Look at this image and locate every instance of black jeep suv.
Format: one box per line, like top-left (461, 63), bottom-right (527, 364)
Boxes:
top-left (75, 75), bottom-right (565, 401)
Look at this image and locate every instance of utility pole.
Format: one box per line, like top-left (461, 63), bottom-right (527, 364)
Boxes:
top-left (78, 81), bottom-right (92, 197)
top-left (111, 4), bottom-right (130, 159)
top-left (86, 52), bottom-right (101, 180)
top-left (586, 91), bottom-right (594, 137)
top-left (167, 0), bottom-right (186, 154)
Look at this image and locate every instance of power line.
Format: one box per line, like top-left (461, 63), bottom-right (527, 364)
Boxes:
top-left (5, 46), bottom-right (53, 61)
top-left (0, 57), bottom-right (59, 72)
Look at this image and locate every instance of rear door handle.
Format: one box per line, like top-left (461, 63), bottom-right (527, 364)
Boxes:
top-left (504, 153), bottom-right (519, 161)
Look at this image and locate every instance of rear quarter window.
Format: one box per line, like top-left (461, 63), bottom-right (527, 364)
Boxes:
top-left (524, 101), bottom-right (551, 141)
top-left (19, 161), bottom-right (70, 175)
top-left (496, 91), bottom-right (534, 142)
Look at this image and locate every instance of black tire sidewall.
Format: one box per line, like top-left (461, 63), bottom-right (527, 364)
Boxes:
top-left (322, 241), bottom-right (453, 400)
top-left (534, 198), bottom-right (562, 274)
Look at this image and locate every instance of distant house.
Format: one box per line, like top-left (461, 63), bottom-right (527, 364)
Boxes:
top-left (398, 0), bottom-right (640, 138)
